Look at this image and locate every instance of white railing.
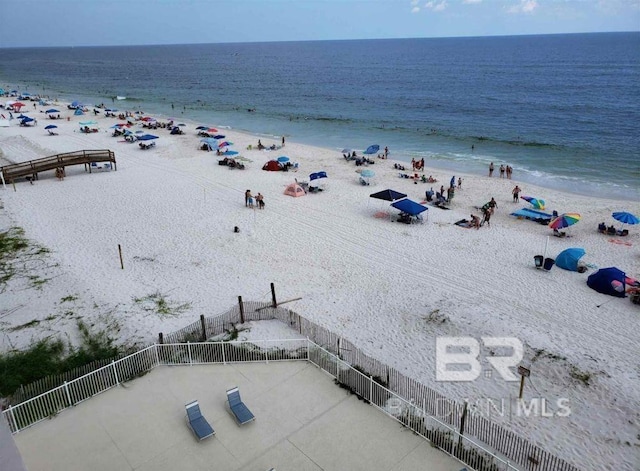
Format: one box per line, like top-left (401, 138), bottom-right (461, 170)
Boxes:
top-left (2, 338), bottom-right (517, 471)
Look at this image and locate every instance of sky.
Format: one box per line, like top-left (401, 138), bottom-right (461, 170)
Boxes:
top-left (0, 0), bottom-right (638, 47)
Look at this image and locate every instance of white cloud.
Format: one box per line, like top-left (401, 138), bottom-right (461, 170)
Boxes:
top-left (411, 0), bottom-right (419, 4)
top-left (412, 6), bottom-right (420, 13)
top-left (425, 0), bottom-right (448, 12)
top-left (463, 0), bottom-right (482, 4)
top-left (508, 0), bottom-right (538, 14)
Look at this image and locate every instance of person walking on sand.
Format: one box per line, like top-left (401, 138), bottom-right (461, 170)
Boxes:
top-left (457, 177), bottom-right (462, 189)
top-left (282, 136), bottom-right (285, 147)
top-left (512, 185), bottom-right (521, 203)
top-left (245, 189), bottom-right (252, 207)
top-left (256, 192), bottom-right (265, 209)
top-left (489, 162), bottom-right (494, 177)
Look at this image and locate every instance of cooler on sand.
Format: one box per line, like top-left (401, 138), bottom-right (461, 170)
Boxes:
top-left (543, 258), bottom-right (555, 271)
top-left (534, 255), bottom-right (544, 268)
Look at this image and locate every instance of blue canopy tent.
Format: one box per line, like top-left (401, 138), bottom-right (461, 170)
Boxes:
top-left (587, 267), bottom-right (626, 298)
top-left (555, 248), bottom-right (586, 272)
top-left (370, 189), bottom-right (407, 202)
top-left (74, 108), bottom-right (84, 115)
top-left (391, 199), bottom-right (428, 223)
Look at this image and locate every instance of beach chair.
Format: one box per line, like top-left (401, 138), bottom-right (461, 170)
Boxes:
top-left (185, 400), bottom-right (215, 441)
top-left (226, 387), bottom-right (255, 425)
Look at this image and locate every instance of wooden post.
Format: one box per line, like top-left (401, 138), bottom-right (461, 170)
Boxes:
top-left (118, 244), bottom-right (124, 269)
top-left (458, 400), bottom-right (468, 438)
top-left (270, 282), bottom-right (277, 308)
top-left (12, 180), bottom-right (16, 192)
top-left (517, 365), bottom-right (530, 399)
top-left (238, 296), bottom-right (244, 324)
top-left (200, 314), bottom-right (206, 341)
top-left (158, 333), bottom-right (164, 344)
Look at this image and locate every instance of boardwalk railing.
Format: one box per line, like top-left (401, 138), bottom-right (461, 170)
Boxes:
top-left (3, 339), bottom-right (519, 471)
top-left (0, 149), bottom-right (116, 183)
top-left (3, 301), bottom-right (582, 471)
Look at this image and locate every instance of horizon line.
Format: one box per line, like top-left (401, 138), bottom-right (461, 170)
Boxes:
top-left (1, 30), bottom-right (638, 50)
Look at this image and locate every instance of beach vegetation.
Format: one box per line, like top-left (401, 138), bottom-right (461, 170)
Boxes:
top-left (0, 227), bottom-right (53, 292)
top-left (133, 291), bottom-right (191, 318)
top-left (423, 309), bottom-right (448, 324)
top-left (569, 366), bottom-right (592, 386)
top-left (60, 295), bottom-right (78, 303)
top-left (0, 320), bottom-right (123, 398)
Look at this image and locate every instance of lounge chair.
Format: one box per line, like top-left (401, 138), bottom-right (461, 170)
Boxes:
top-left (185, 400), bottom-right (215, 441)
top-left (226, 387), bottom-right (255, 425)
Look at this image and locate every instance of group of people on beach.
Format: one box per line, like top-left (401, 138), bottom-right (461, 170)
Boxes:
top-left (244, 190), bottom-right (265, 209)
top-left (489, 162), bottom-right (513, 178)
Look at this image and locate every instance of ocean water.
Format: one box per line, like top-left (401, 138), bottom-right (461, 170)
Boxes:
top-left (1, 33), bottom-right (639, 201)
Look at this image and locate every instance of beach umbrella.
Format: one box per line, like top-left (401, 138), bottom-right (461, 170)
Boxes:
top-left (277, 156), bottom-right (290, 163)
top-left (176, 123), bottom-right (186, 127)
top-left (195, 126), bottom-right (208, 130)
top-left (218, 141), bottom-right (233, 148)
top-left (207, 128), bottom-right (218, 133)
top-left (45, 108), bottom-right (60, 114)
top-left (612, 211), bottom-right (639, 227)
top-left (548, 213), bottom-right (581, 230)
top-left (44, 124), bottom-right (57, 130)
top-left (212, 134), bottom-right (225, 139)
top-left (364, 144), bottom-right (380, 155)
top-left (310, 171), bottom-right (328, 181)
top-left (20, 117), bottom-right (34, 123)
top-left (137, 134), bottom-right (158, 141)
top-left (200, 137), bottom-right (218, 145)
top-left (223, 150), bottom-right (239, 156)
top-left (12, 102), bottom-right (25, 110)
top-left (555, 248), bottom-right (586, 272)
top-left (521, 196), bottom-right (546, 210)
top-left (360, 169), bottom-right (375, 178)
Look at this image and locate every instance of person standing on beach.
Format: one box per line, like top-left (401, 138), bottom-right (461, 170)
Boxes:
top-left (384, 146), bottom-right (389, 158)
top-left (282, 136), bottom-right (285, 147)
top-left (457, 177), bottom-right (462, 189)
top-left (245, 189), bottom-right (252, 207)
top-left (256, 193), bottom-right (265, 209)
top-left (512, 185), bottom-right (521, 203)
top-left (489, 162), bottom-right (494, 177)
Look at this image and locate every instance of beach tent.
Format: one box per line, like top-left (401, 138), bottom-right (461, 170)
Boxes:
top-left (74, 108), bottom-right (84, 116)
top-left (284, 182), bottom-right (305, 197)
top-left (391, 198), bottom-right (428, 216)
top-left (262, 160), bottom-right (282, 171)
top-left (370, 189), bottom-right (407, 202)
top-left (555, 248), bottom-right (586, 272)
top-left (587, 267), bottom-right (626, 298)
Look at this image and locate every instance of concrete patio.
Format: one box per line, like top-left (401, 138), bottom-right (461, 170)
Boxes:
top-left (13, 361), bottom-right (464, 471)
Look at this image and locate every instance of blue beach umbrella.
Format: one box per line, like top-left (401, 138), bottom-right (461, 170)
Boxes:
top-left (196, 126), bottom-right (208, 130)
top-left (223, 150), bottom-right (239, 156)
top-left (364, 144), bottom-right (380, 155)
top-left (200, 137), bottom-right (218, 145)
top-left (137, 134), bottom-right (159, 141)
top-left (44, 124), bottom-right (57, 130)
top-left (277, 156), bottom-right (290, 163)
top-left (360, 169), bottom-right (375, 178)
top-left (612, 211), bottom-right (639, 226)
top-left (45, 108), bottom-right (60, 114)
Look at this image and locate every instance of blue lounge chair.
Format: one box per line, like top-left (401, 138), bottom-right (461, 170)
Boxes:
top-left (185, 400), bottom-right (215, 440)
top-left (226, 387), bottom-right (255, 425)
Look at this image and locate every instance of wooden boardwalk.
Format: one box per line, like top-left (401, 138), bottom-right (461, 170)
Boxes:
top-left (0, 150), bottom-right (116, 184)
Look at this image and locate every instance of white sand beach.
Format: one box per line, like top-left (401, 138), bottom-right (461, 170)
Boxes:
top-left (1, 102), bottom-right (639, 471)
